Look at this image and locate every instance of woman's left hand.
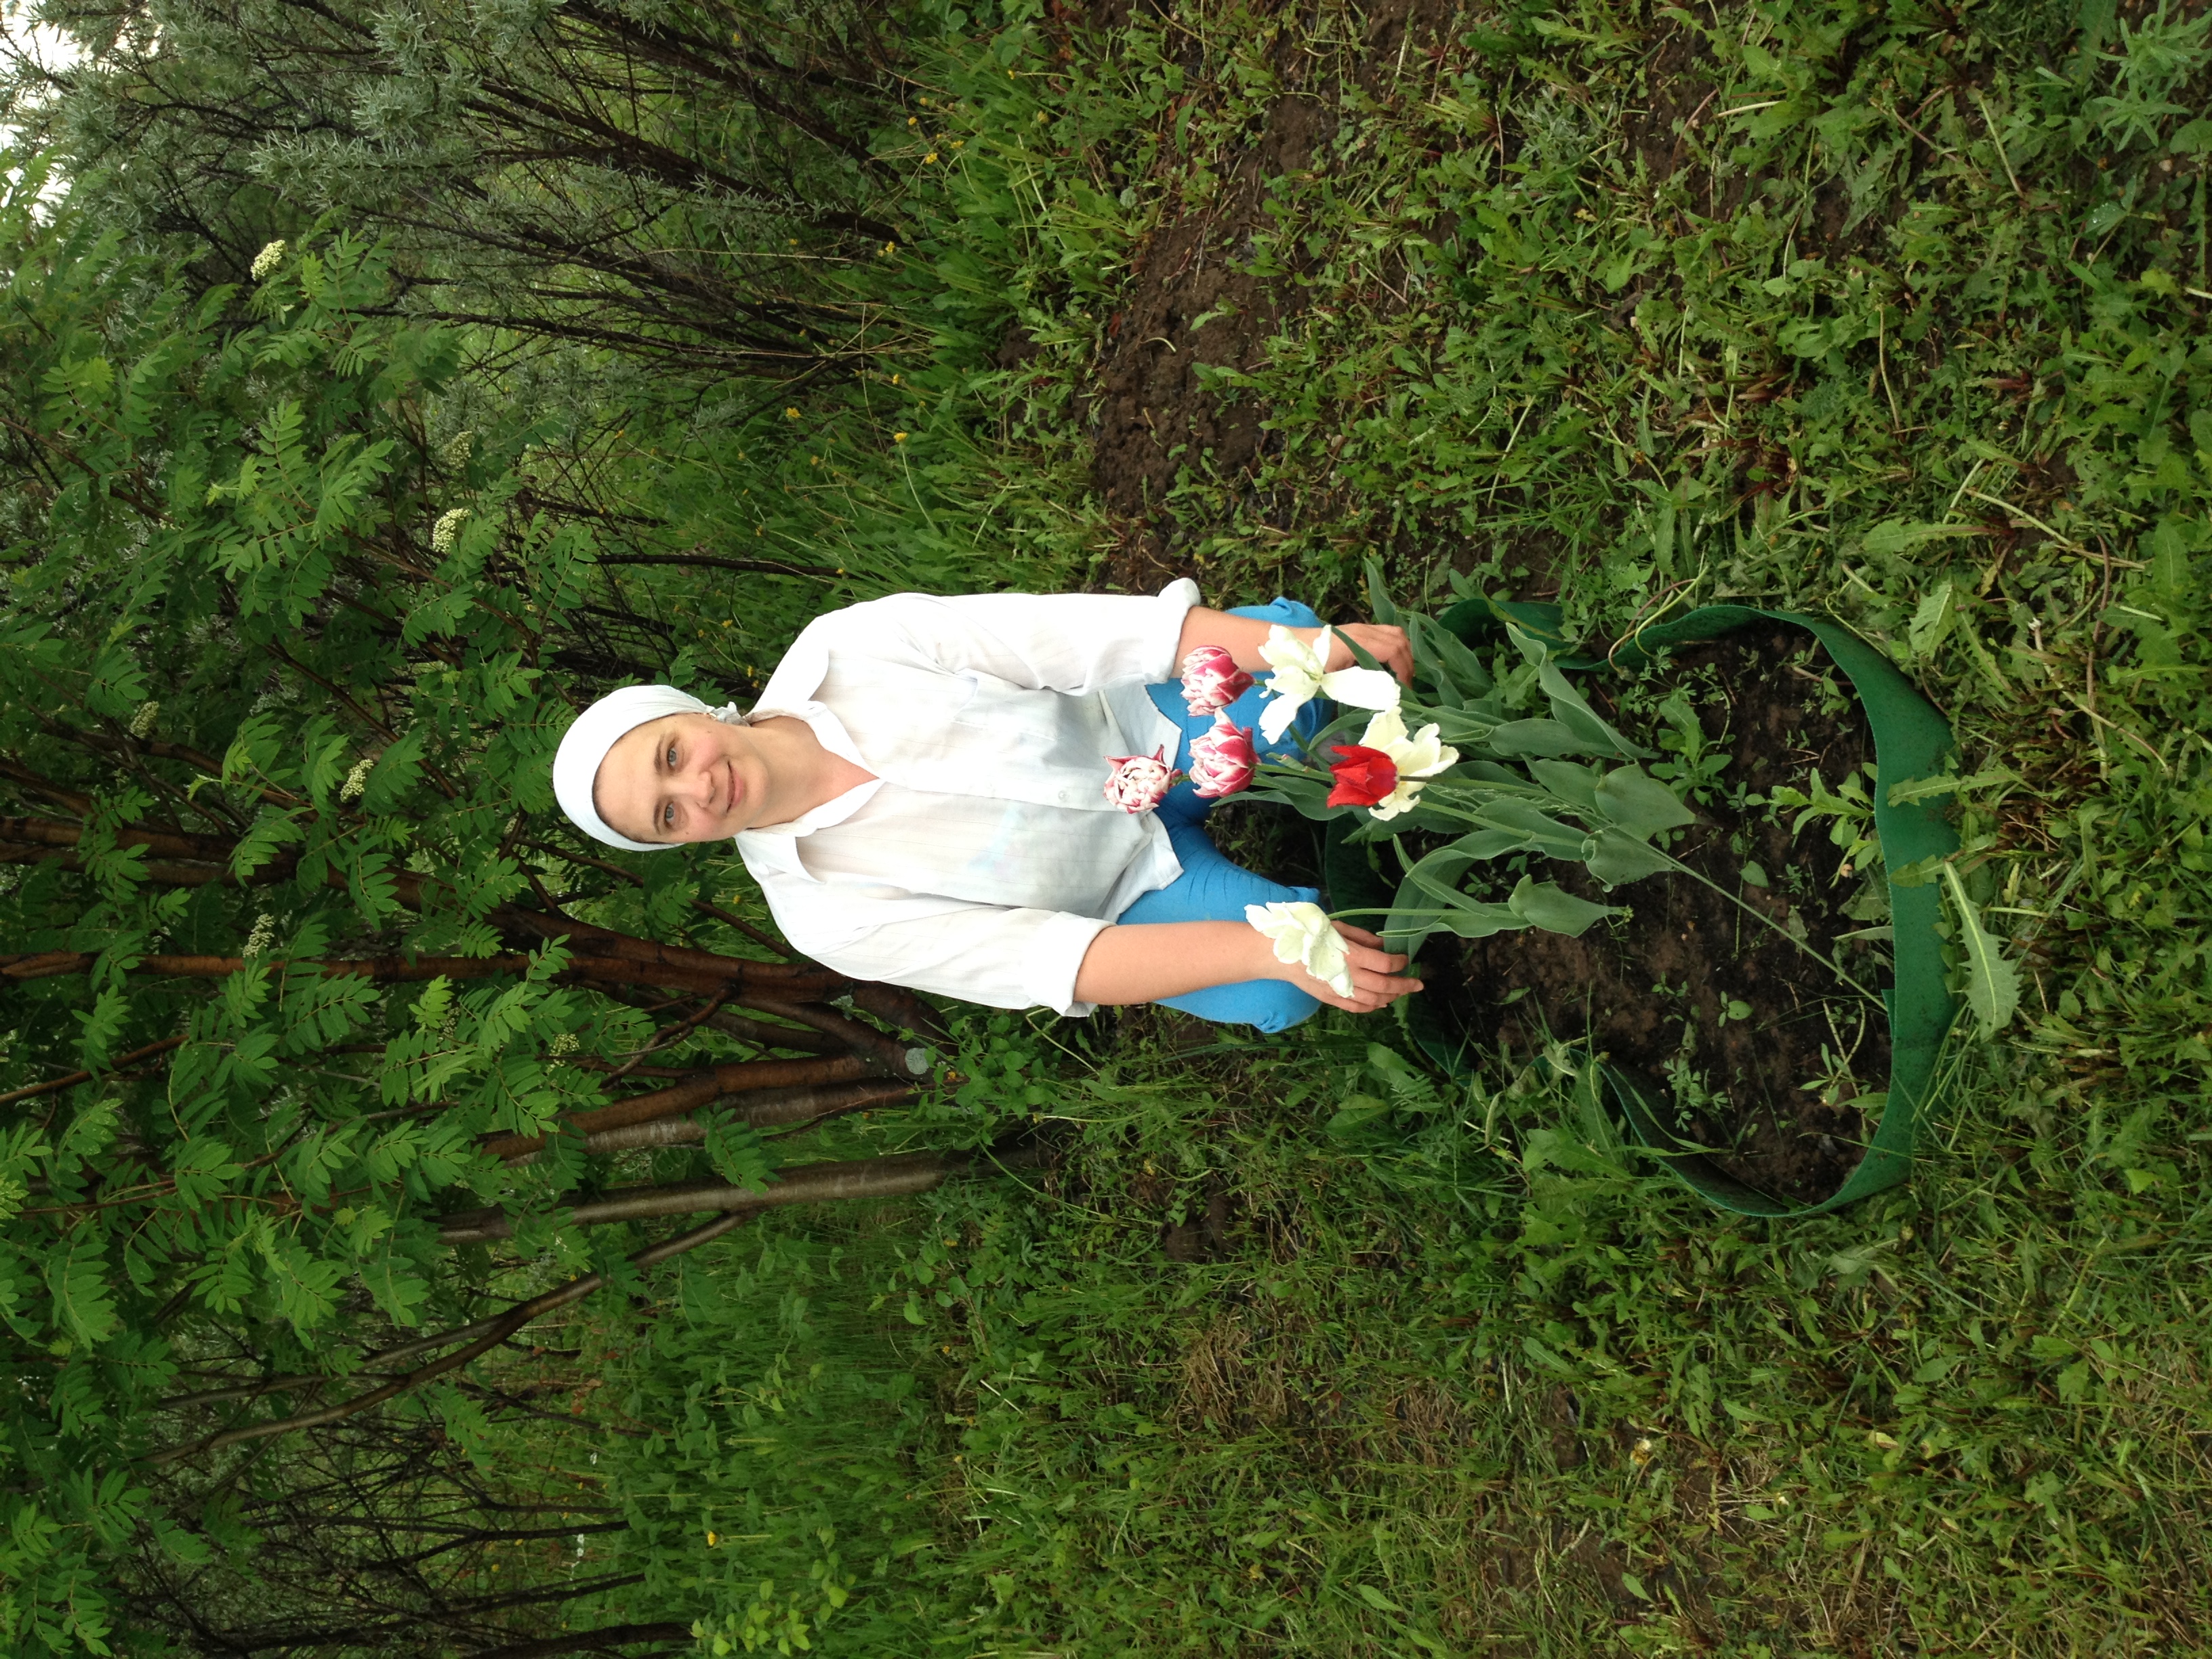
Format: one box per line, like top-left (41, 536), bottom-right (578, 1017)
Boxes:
top-left (1326, 622), bottom-right (1412, 684)
top-left (1290, 922), bottom-right (1425, 1015)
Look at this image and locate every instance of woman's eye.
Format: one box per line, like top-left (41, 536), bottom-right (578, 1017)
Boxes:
top-left (666, 742), bottom-right (678, 768)
top-left (663, 803), bottom-right (676, 828)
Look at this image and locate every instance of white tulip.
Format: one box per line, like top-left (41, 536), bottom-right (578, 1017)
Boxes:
top-left (1254, 625), bottom-right (1401, 742)
top-left (1355, 706), bottom-right (1460, 821)
top-left (1244, 900), bottom-right (1355, 998)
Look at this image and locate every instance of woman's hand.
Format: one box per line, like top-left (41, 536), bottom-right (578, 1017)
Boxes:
top-left (1323, 622), bottom-right (1412, 684)
top-left (1174, 609), bottom-right (1412, 684)
top-left (1272, 921), bottom-right (1424, 1015)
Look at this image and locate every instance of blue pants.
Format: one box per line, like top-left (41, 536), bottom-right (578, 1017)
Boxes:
top-left (1117, 598), bottom-right (1330, 1033)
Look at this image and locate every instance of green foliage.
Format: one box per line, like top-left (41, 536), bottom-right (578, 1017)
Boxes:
top-left (792, 0), bottom-right (2212, 1649)
top-left (0, 190), bottom-right (831, 1650)
top-left (1943, 861), bottom-right (2024, 1038)
top-left (4, 0), bottom-right (2211, 1647)
top-left (594, 1223), bottom-right (928, 1658)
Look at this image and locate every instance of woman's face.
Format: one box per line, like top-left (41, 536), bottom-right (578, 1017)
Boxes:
top-left (594, 712), bottom-right (769, 845)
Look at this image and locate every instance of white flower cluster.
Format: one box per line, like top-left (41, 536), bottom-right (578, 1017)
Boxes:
top-left (249, 240), bottom-right (287, 281)
top-left (430, 506), bottom-right (469, 553)
top-left (441, 430), bottom-right (474, 469)
top-left (127, 701), bottom-right (161, 739)
top-left (548, 1031), bottom-right (580, 1057)
top-left (243, 914), bottom-right (278, 958)
top-left (340, 756), bottom-right (375, 801)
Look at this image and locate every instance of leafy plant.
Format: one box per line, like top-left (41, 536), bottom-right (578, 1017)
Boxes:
top-left (1246, 567), bottom-right (1882, 1006)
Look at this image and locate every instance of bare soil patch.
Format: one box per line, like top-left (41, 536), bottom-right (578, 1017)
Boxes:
top-left (1087, 0), bottom-right (1462, 590)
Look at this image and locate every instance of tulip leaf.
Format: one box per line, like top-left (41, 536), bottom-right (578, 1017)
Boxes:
top-left (1433, 756), bottom-right (1523, 787)
top-left (1432, 705), bottom-right (1508, 747)
top-left (1539, 661), bottom-right (1653, 758)
top-left (1452, 827), bottom-right (1540, 860)
top-left (1474, 798), bottom-right (1589, 859)
top-left (1507, 876), bottom-right (1620, 937)
top-left (1593, 766), bottom-right (1696, 839)
top-left (1527, 758), bottom-right (1603, 813)
top-left (1412, 613), bottom-right (1494, 699)
top-left (1488, 717), bottom-right (1590, 758)
top-left (1504, 620), bottom-right (1553, 669)
top-left (1244, 775), bottom-right (1341, 822)
top-left (1942, 863), bottom-right (2020, 1038)
top-left (1583, 827), bottom-right (1676, 886)
top-left (1435, 902), bottom-right (1530, 939)
top-left (1386, 836), bottom-right (1540, 954)
top-left (1363, 556), bottom-right (1399, 626)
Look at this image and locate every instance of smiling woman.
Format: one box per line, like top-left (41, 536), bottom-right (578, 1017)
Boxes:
top-left (550, 585), bottom-right (1422, 1031)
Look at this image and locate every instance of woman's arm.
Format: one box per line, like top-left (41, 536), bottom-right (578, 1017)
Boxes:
top-left (1174, 608), bottom-right (1414, 683)
top-left (1072, 920), bottom-right (1422, 1014)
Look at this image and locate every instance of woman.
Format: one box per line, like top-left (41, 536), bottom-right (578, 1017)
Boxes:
top-left (551, 580), bottom-right (1423, 1031)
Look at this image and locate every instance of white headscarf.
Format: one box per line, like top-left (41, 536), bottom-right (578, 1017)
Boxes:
top-left (552, 684), bottom-right (744, 852)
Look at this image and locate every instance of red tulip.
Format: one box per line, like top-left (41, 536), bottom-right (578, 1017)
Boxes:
top-left (1327, 744), bottom-right (1398, 808)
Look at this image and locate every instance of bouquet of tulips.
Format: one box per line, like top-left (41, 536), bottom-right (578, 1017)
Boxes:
top-left (1185, 569), bottom-right (1877, 1005)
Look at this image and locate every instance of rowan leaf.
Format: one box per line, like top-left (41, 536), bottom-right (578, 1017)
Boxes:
top-left (47, 1234), bottom-right (120, 1347)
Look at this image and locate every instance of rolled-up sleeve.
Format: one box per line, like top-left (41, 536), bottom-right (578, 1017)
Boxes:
top-left (833, 579), bottom-right (1200, 695)
top-left (762, 886), bottom-right (1111, 1017)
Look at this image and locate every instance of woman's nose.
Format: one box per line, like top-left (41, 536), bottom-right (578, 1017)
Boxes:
top-left (683, 752), bottom-right (720, 805)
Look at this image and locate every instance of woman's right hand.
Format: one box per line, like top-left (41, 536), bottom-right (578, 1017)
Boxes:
top-left (1272, 921), bottom-right (1424, 1014)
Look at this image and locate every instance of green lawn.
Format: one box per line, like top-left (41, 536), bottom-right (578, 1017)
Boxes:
top-left (815, 0), bottom-right (2212, 1650)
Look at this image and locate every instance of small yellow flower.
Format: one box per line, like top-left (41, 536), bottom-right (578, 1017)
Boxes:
top-left (908, 116), bottom-right (918, 126)
top-left (890, 374), bottom-right (901, 384)
top-left (924, 152), bottom-right (938, 163)
top-left (952, 139), bottom-right (964, 148)
top-left (785, 407), bottom-right (800, 418)
top-left (893, 431), bottom-right (907, 443)
top-left (707, 1531), bottom-right (719, 1546)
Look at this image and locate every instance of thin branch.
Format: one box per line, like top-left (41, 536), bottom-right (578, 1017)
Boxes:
top-left (0, 1035), bottom-right (185, 1107)
top-left (438, 1147), bottom-right (970, 1243)
top-left (594, 552), bottom-right (843, 580)
top-left (146, 1210), bottom-right (752, 1465)
top-left (467, 1624), bottom-right (694, 1659)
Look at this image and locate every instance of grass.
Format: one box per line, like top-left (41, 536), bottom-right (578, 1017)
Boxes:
top-left (757, 0), bottom-right (2212, 1651)
top-left (520, 0), bottom-right (2212, 1650)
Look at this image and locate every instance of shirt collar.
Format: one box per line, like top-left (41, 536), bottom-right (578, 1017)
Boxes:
top-left (734, 698), bottom-right (880, 854)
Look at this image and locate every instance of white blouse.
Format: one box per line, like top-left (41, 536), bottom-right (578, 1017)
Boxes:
top-left (734, 581), bottom-right (1200, 1016)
